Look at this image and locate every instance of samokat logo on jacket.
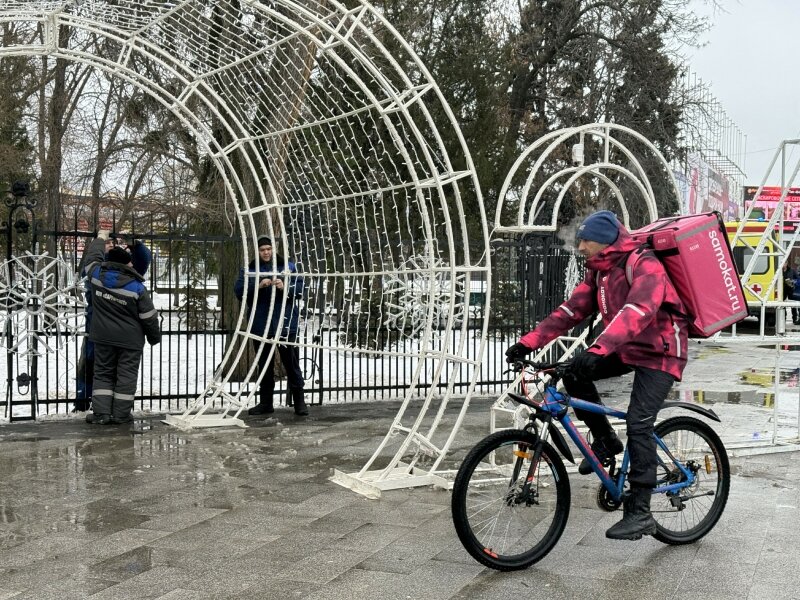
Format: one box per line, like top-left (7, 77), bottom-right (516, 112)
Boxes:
top-left (600, 275), bottom-right (609, 314)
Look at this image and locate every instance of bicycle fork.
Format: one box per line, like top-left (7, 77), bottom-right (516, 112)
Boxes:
top-left (511, 418), bottom-right (552, 506)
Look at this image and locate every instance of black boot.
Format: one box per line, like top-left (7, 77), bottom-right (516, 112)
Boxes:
top-left (248, 385), bottom-right (274, 415)
top-left (110, 399), bottom-right (134, 424)
top-left (248, 400), bottom-right (274, 415)
top-left (291, 388), bottom-right (308, 416)
top-left (605, 487), bottom-right (657, 540)
top-left (86, 412), bottom-right (111, 425)
top-left (87, 395), bottom-right (111, 424)
top-left (578, 432), bottom-right (623, 475)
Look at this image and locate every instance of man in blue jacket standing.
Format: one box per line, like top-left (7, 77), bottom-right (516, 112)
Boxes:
top-left (234, 236), bottom-right (308, 416)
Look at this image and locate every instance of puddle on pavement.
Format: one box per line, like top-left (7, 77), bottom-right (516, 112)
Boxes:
top-left (738, 367), bottom-right (800, 387)
top-left (93, 545), bottom-right (153, 579)
top-left (64, 508), bottom-right (151, 533)
top-left (669, 389), bottom-right (800, 408)
top-left (131, 418), bottom-right (155, 434)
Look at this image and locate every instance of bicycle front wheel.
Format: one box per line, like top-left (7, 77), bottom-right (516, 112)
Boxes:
top-left (451, 429), bottom-right (570, 571)
top-left (652, 416), bottom-right (730, 544)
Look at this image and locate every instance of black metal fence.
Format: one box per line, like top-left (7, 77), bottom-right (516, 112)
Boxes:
top-left (1, 224), bottom-right (574, 419)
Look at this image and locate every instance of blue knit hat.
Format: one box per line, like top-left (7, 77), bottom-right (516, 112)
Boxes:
top-left (577, 210), bottom-right (619, 245)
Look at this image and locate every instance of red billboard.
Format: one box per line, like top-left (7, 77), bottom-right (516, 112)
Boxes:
top-left (743, 186), bottom-right (800, 222)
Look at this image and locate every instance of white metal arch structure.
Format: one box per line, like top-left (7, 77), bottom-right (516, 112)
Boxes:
top-left (492, 123), bottom-right (677, 432)
top-left (0, 1), bottom-right (491, 489)
top-left (715, 141), bottom-right (800, 451)
top-left (494, 123), bottom-right (673, 234)
top-left (728, 141), bottom-right (800, 343)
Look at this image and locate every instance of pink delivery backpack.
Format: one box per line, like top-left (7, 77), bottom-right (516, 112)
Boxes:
top-left (627, 211), bottom-right (748, 338)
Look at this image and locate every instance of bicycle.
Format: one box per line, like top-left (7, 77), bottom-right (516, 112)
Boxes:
top-left (451, 359), bottom-right (730, 571)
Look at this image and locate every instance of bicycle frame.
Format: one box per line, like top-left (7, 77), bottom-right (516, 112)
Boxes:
top-left (531, 384), bottom-right (698, 503)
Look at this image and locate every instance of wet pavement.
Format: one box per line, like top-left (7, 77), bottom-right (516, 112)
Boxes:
top-left (0, 342), bottom-right (799, 599)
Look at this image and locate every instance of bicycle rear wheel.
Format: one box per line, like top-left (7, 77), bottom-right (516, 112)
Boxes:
top-left (451, 429), bottom-right (570, 571)
top-left (651, 416), bottom-right (730, 544)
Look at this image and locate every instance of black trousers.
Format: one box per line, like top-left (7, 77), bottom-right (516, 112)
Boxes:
top-left (562, 353), bottom-right (676, 488)
top-left (92, 343), bottom-right (142, 420)
top-left (786, 293), bottom-right (799, 322)
top-left (253, 337), bottom-right (304, 404)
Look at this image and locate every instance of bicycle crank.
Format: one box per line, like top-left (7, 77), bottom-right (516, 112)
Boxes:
top-left (596, 484), bottom-right (622, 512)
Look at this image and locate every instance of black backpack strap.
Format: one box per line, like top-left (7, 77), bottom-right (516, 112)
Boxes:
top-left (622, 247), bottom-right (647, 285)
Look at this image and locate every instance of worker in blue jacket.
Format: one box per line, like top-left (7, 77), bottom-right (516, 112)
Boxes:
top-left (81, 233), bottom-right (161, 424)
top-left (74, 231), bottom-right (152, 412)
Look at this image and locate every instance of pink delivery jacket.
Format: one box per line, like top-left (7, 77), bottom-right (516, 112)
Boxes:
top-left (519, 225), bottom-right (690, 380)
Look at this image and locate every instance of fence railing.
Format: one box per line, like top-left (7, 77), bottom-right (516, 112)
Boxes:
top-left (1, 228), bottom-right (572, 418)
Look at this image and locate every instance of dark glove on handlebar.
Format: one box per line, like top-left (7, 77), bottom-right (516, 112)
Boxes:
top-left (570, 351), bottom-right (602, 378)
top-left (505, 342), bottom-right (533, 363)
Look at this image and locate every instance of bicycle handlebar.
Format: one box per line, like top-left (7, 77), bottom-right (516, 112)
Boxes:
top-left (512, 359), bottom-right (571, 373)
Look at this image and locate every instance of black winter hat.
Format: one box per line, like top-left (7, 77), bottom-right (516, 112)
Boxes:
top-left (257, 236), bottom-right (272, 248)
top-left (107, 246), bottom-right (132, 265)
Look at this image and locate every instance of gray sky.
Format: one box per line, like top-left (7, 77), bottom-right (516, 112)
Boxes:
top-left (688, 0), bottom-right (800, 186)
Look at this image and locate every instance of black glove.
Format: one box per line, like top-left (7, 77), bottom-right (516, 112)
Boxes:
top-left (570, 351), bottom-right (603, 377)
top-left (505, 342), bottom-right (533, 363)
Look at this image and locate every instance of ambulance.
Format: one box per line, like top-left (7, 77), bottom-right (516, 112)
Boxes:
top-left (725, 220), bottom-right (791, 324)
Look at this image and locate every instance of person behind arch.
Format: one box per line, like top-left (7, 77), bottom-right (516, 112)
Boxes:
top-left (234, 236), bottom-right (308, 416)
top-left (789, 261), bottom-right (800, 325)
top-left (74, 231), bottom-right (152, 412)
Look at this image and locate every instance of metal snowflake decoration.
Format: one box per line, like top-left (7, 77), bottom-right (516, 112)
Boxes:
top-left (0, 252), bottom-right (86, 357)
top-left (564, 252), bottom-right (583, 298)
top-left (383, 255), bottom-right (466, 337)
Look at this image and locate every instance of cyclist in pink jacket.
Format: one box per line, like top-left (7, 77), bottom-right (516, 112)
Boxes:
top-left (505, 210), bottom-right (690, 541)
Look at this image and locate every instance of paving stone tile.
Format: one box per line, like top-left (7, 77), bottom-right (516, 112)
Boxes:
top-left (226, 579), bottom-right (321, 599)
top-left (747, 581), bottom-right (800, 600)
top-left (83, 528), bottom-right (173, 560)
top-left (8, 576), bottom-right (113, 599)
top-left (137, 508), bottom-right (228, 532)
top-left (271, 549), bottom-right (373, 584)
top-left (154, 590), bottom-right (214, 600)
